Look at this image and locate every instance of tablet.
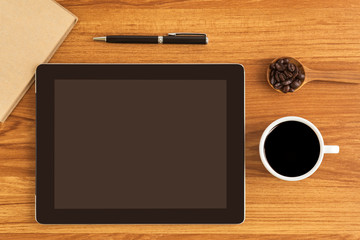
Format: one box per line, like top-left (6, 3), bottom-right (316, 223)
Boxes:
top-left (36, 64), bottom-right (245, 224)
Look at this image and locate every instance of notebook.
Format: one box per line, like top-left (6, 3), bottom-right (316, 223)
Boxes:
top-left (0, 0), bottom-right (77, 122)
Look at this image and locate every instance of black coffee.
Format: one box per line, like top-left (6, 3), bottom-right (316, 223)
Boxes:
top-left (264, 121), bottom-right (320, 177)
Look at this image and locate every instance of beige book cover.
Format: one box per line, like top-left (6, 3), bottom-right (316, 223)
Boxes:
top-left (0, 0), bottom-right (77, 122)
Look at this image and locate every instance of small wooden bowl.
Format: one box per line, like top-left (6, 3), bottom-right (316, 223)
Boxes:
top-left (266, 57), bottom-right (305, 93)
top-left (267, 57), bottom-right (360, 93)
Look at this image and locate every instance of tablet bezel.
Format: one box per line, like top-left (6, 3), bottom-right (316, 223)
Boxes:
top-left (36, 64), bottom-right (245, 224)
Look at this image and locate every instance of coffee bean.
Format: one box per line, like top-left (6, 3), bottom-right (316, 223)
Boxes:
top-left (289, 88), bottom-right (295, 92)
top-left (270, 69), bottom-right (275, 77)
top-left (290, 79), bottom-right (302, 89)
top-left (288, 63), bottom-right (296, 72)
top-left (270, 63), bottom-right (276, 70)
top-left (283, 58), bottom-right (289, 64)
top-left (274, 83), bottom-right (282, 89)
top-left (270, 76), bottom-right (276, 85)
top-left (279, 73), bottom-right (286, 82)
top-left (292, 67), bottom-right (299, 78)
top-left (277, 59), bottom-right (284, 65)
top-left (275, 63), bottom-right (285, 72)
top-left (298, 72), bottom-right (305, 80)
top-left (275, 72), bottom-right (280, 82)
top-left (282, 80), bottom-right (292, 86)
top-left (284, 70), bottom-right (293, 78)
top-left (282, 85), bottom-right (290, 93)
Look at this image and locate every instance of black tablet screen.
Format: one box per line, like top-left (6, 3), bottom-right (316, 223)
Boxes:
top-left (54, 79), bottom-right (227, 209)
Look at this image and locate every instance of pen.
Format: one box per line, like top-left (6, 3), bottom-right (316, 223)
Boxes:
top-left (93, 33), bottom-right (208, 44)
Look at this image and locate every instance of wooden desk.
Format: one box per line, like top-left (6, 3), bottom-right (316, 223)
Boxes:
top-left (1, 0), bottom-right (360, 239)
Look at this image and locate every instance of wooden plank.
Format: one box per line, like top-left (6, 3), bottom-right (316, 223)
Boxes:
top-left (0, 234), bottom-right (359, 240)
top-left (56, 0), bottom-right (360, 9)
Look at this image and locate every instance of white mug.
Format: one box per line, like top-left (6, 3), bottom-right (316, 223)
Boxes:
top-left (259, 116), bottom-right (339, 181)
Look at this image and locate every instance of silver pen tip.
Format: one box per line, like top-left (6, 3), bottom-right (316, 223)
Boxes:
top-left (93, 36), bottom-right (106, 42)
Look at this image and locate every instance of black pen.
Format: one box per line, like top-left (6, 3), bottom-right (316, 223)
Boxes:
top-left (93, 33), bottom-right (208, 44)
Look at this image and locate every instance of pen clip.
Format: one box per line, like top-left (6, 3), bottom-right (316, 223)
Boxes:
top-left (168, 33), bottom-right (207, 37)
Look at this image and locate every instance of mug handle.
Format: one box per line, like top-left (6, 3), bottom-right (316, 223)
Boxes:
top-left (324, 145), bottom-right (340, 154)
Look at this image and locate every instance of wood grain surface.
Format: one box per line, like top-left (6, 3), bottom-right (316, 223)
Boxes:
top-left (1, 0), bottom-right (360, 239)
